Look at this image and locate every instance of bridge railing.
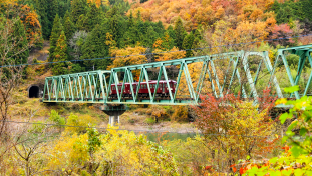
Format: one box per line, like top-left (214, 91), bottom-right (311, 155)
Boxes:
top-left (42, 45), bottom-right (312, 106)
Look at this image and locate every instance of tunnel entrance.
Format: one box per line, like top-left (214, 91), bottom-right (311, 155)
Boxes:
top-left (28, 86), bottom-right (39, 98)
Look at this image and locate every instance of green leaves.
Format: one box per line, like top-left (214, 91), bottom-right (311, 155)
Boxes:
top-left (284, 85), bottom-right (299, 93)
top-left (290, 145), bottom-right (302, 158)
top-left (299, 128), bottom-right (307, 136)
top-left (279, 112), bottom-right (293, 124)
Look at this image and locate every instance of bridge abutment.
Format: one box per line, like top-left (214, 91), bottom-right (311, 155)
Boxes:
top-left (100, 104), bottom-right (127, 126)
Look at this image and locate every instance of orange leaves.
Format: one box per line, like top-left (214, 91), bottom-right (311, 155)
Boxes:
top-left (1, 3), bottom-right (42, 45)
top-left (230, 164), bottom-right (237, 172)
top-left (215, 7), bottom-right (225, 19)
top-left (282, 145), bottom-right (290, 152)
top-left (152, 38), bottom-right (164, 50)
top-left (129, 0), bottom-right (275, 34)
top-left (19, 5), bottom-right (41, 44)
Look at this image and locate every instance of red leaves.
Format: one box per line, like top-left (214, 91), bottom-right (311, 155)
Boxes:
top-left (230, 164), bottom-right (237, 172)
top-left (282, 145), bottom-right (290, 152)
top-left (204, 165), bottom-right (212, 170)
top-left (192, 93), bottom-right (242, 135)
top-left (270, 23), bottom-right (294, 46)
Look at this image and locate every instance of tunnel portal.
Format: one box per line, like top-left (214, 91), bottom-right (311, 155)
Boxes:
top-left (28, 86), bottom-right (39, 98)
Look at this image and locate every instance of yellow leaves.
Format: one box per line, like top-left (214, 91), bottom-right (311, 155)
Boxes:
top-left (0, 0), bottom-right (17, 6)
top-left (48, 133), bottom-right (89, 173)
top-left (215, 7), bottom-right (225, 19)
top-left (65, 114), bottom-right (98, 134)
top-left (153, 38), bottom-right (164, 49)
top-left (276, 98), bottom-right (287, 105)
top-left (108, 45), bottom-right (147, 69)
top-left (87, 0), bottom-right (109, 7)
top-left (154, 46), bottom-right (186, 62)
top-left (93, 128), bottom-right (178, 175)
top-left (250, 8), bottom-right (264, 21)
top-left (104, 32), bottom-right (116, 49)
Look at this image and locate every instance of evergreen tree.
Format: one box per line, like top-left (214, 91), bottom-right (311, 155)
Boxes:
top-left (52, 31), bottom-right (68, 75)
top-left (162, 31), bottom-right (175, 50)
top-left (76, 14), bottom-right (86, 31)
top-left (63, 11), bottom-right (70, 25)
top-left (167, 25), bottom-right (176, 40)
top-left (124, 11), bottom-right (139, 46)
top-left (153, 21), bottom-right (165, 37)
top-left (128, 11), bottom-right (134, 28)
top-left (81, 24), bottom-right (111, 70)
top-left (143, 26), bottom-right (157, 48)
top-left (194, 29), bottom-right (202, 40)
top-left (49, 14), bottom-right (63, 62)
top-left (301, 0), bottom-right (312, 21)
top-left (192, 29), bottom-right (202, 51)
top-left (9, 19), bottom-right (29, 65)
top-left (182, 32), bottom-right (195, 57)
top-left (272, 0), bottom-right (303, 24)
top-left (33, 0), bottom-right (50, 39)
top-left (47, 0), bottom-right (59, 36)
top-left (83, 3), bottom-right (101, 32)
top-left (58, 0), bottom-right (71, 18)
top-left (63, 16), bottom-right (76, 41)
top-left (174, 17), bottom-right (187, 49)
top-left (70, 0), bottom-right (87, 24)
top-left (270, 0), bottom-right (280, 13)
top-left (108, 15), bottom-right (125, 47)
top-left (136, 10), bottom-right (142, 22)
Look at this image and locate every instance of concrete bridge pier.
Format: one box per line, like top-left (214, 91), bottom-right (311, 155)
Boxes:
top-left (100, 104), bottom-right (126, 126)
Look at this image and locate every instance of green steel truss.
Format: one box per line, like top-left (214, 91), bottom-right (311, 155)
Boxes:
top-left (42, 45), bottom-right (312, 105)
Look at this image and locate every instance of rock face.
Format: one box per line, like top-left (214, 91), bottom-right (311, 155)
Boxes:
top-left (27, 84), bottom-right (44, 98)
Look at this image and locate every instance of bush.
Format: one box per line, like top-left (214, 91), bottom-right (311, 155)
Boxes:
top-left (49, 110), bottom-right (65, 132)
top-left (172, 106), bottom-right (188, 122)
top-left (243, 86), bottom-right (312, 175)
top-left (145, 117), bottom-right (155, 125)
top-left (65, 113), bottom-right (98, 133)
top-left (28, 120), bottom-right (45, 133)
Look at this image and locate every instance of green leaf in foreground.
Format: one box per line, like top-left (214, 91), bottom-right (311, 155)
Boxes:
top-left (284, 85), bottom-right (299, 93)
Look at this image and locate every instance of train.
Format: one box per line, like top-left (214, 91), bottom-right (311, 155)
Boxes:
top-left (110, 80), bottom-right (177, 98)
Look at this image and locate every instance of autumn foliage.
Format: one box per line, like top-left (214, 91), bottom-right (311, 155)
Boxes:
top-left (192, 89), bottom-right (278, 172)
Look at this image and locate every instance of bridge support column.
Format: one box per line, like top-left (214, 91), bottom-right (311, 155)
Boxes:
top-left (100, 104), bottom-right (126, 126)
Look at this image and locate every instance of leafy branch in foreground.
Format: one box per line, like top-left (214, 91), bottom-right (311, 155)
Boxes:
top-left (243, 86), bottom-right (312, 175)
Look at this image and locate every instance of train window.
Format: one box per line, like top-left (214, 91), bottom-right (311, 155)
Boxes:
top-left (112, 86), bottom-right (115, 90)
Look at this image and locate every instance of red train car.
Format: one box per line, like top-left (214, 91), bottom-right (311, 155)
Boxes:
top-left (110, 80), bottom-right (177, 98)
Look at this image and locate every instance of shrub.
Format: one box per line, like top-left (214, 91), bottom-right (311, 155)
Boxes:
top-left (49, 110), bottom-right (65, 132)
top-left (192, 90), bottom-right (278, 171)
top-left (145, 117), bottom-right (155, 125)
top-left (172, 105), bottom-right (188, 122)
top-left (65, 113), bottom-right (97, 133)
top-left (243, 86), bottom-right (312, 175)
top-left (28, 120), bottom-right (45, 133)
